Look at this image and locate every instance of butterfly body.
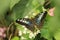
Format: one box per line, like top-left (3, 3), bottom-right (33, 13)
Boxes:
top-left (16, 11), bottom-right (47, 32)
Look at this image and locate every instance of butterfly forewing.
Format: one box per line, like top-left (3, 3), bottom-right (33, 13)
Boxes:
top-left (16, 18), bottom-right (35, 31)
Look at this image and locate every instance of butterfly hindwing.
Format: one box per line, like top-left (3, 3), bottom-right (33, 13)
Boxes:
top-left (34, 11), bottom-right (47, 25)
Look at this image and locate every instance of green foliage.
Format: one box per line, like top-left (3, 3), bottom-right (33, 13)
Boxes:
top-left (40, 0), bottom-right (60, 40)
top-left (0, 0), bottom-right (10, 26)
top-left (11, 36), bottom-right (19, 40)
top-left (0, 0), bottom-right (60, 40)
top-left (11, 0), bottom-right (44, 21)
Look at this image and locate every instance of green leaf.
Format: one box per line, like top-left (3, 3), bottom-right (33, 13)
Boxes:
top-left (53, 7), bottom-right (60, 40)
top-left (10, 0), bottom-right (44, 21)
top-left (41, 29), bottom-right (53, 40)
top-left (11, 36), bottom-right (19, 40)
top-left (10, 0), bottom-right (20, 9)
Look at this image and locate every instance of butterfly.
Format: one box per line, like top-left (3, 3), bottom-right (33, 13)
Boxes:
top-left (16, 11), bottom-right (47, 32)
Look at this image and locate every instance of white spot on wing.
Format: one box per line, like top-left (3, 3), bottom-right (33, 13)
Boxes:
top-left (25, 16), bottom-right (28, 18)
top-left (17, 19), bottom-right (20, 21)
top-left (19, 31), bottom-right (22, 36)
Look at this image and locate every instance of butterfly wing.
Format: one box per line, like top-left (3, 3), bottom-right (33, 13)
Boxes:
top-left (34, 11), bottom-right (47, 29)
top-left (16, 11), bottom-right (47, 31)
top-left (16, 18), bottom-right (35, 31)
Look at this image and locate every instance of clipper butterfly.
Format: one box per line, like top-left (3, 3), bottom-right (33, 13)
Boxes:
top-left (16, 11), bottom-right (47, 31)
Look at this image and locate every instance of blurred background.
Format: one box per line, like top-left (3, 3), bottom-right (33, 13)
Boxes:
top-left (0, 0), bottom-right (60, 40)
